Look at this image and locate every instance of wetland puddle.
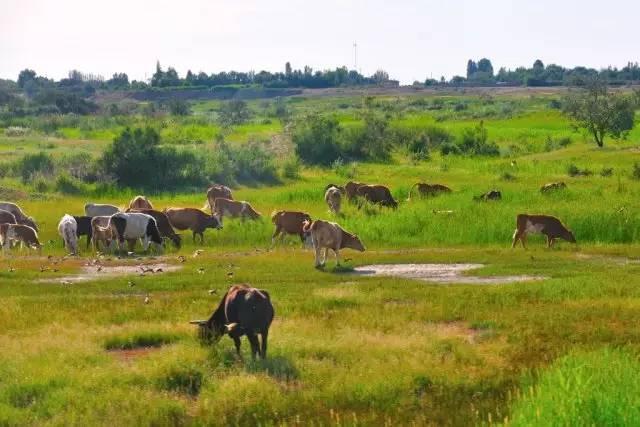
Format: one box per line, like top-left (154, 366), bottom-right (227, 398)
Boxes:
top-left (40, 263), bottom-right (182, 284)
top-left (351, 263), bottom-right (546, 285)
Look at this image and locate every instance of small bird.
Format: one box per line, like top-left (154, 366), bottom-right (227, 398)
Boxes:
top-left (128, 280), bottom-right (135, 287)
top-left (8, 267), bottom-right (15, 273)
top-left (40, 265), bottom-right (48, 273)
top-left (127, 251), bottom-right (135, 257)
top-left (177, 255), bottom-right (186, 263)
top-left (208, 289), bottom-right (217, 295)
top-left (226, 271), bottom-right (234, 278)
top-left (197, 267), bottom-right (205, 274)
top-left (154, 268), bottom-right (163, 273)
top-left (344, 258), bottom-right (353, 263)
top-left (60, 280), bottom-right (71, 286)
top-left (193, 249), bottom-right (204, 258)
top-left (144, 296), bottom-right (150, 304)
top-left (52, 268), bottom-right (59, 273)
top-left (47, 255), bottom-right (53, 260)
top-left (96, 266), bottom-right (103, 273)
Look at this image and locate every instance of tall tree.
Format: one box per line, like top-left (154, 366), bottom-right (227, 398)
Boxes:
top-left (477, 58), bottom-right (494, 77)
top-left (466, 60), bottom-right (478, 79)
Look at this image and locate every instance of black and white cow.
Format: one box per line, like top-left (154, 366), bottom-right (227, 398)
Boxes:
top-left (108, 212), bottom-right (163, 252)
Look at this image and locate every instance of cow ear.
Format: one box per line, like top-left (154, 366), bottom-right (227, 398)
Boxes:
top-left (225, 323), bottom-right (238, 332)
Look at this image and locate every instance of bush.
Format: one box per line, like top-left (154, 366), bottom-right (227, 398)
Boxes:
top-left (167, 99), bottom-right (190, 116)
top-left (342, 112), bottom-right (392, 161)
top-left (15, 152), bottom-right (55, 182)
top-left (4, 126), bottom-right (30, 137)
top-left (568, 164), bottom-right (593, 177)
top-left (457, 122), bottom-right (500, 156)
top-left (293, 115), bottom-right (342, 166)
top-left (55, 173), bottom-right (88, 195)
top-left (440, 142), bottom-right (461, 156)
top-left (281, 157), bottom-right (301, 179)
top-left (218, 99), bottom-right (251, 126)
top-left (633, 163), bottom-right (640, 180)
top-left (600, 167), bottom-right (614, 177)
top-left (233, 142), bottom-right (279, 183)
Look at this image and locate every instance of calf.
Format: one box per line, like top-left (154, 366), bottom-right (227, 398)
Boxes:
top-left (0, 223), bottom-right (41, 252)
top-left (324, 186), bottom-right (343, 214)
top-left (540, 182), bottom-right (567, 194)
top-left (108, 212), bottom-right (163, 252)
top-left (0, 209), bottom-right (17, 225)
top-left (164, 207), bottom-right (221, 243)
top-left (85, 203), bottom-right (120, 217)
top-left (0, 202), bottom-right (38, 231)
top-left (127, 208), bottom-right (181, 248)
top-left (408, 183), bottom-right (452, 200)
top-left (213, 198), bottom-right (261, 221)
top-left (271, 210), bottom-right (312, 246)
top-left (204, 184), bottom-right (233, 214)
top-left (128, 195), bottom-right (153, 210)
top-left (58, 214), bottom-right (78, 255)
top-left (303, 219), bottom-right (365, 267)
top-left (512, 214), bottom-right (576, 248)
top-left (91, 216), bottom-right (115, 252)
top-left (356, 184), bottom-right (398, 209)
top-left (190, 284), bottom-right (274, 360)
top-left (474, 189), bottom-right (502, 201)
top-left (73, 216), bottom-right (93, 249)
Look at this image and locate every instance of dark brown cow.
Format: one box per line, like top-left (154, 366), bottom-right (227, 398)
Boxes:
top-left (512, 214), bottom-right (576, 248)
top-left (408, 183), bottom-right (452, 199)
top-left (356, 185), bottom-right (398, 208)
top-left (345, 181), bottom-right (367, 201)
top-left (0, 210), bottom-right (17, 225)
top-left (127, 208), bottom-right (182, 248)
top-left (271, 210), bottom-right (312, 246)
top-left (164, 207), bottom-right (221, 243)
top-left (0, 223), bottom-right (41, 252)
top-left (190, 284), bottom-right (274, 360)
top-left (73, 216), bottom-right (93, 249)
top-left (204, 184), bottom-right (233, 214)
top-left (0, 202), bottom-right (38, 231)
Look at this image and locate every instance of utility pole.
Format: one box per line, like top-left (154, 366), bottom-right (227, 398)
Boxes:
top-left (353, 42), bottom-right (358, 71)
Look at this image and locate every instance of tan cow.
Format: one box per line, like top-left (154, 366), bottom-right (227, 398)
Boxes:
top-left (164, 208), bottom-right (222, 243)
top-left (91, 216), bottom-right (115, 252)
top-left (540, 182), bottom-right (567, 194)
top-left (512, 214), bottom-right (576, 248)
top-left (324, 186), bottom-right (343, 215)
top-left (408, 183), bottom-right (452, 200)
top-left (128, 195), bottom-right (154, 210)
top-left (204, 184), bottom-right (233, 214)
top-left (0, 202), bottom-right (38, 231)
top-left (302, 219), bottom-right (365, 267)
top-left (271, 210), bottom-right (312, 246)
top-left (0, 223), bottom-right (41, 252)
top-left (213, 198), bottom-right (261, 222)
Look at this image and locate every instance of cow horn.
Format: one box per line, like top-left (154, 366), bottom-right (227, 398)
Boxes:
top-left (225, 322), bottom-right (239, 332)
top-left (189, 320), bottom-right (207, 326)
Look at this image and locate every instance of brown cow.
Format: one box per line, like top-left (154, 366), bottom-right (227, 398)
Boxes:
top-left (302, 220), bottom-right (365, 267)
top-left (91, 216), bottom-right (115, 252)
top-left (0, 223), bottom-right (41, 252)
top-left (345, 181), bottom-right (367, 201)
top-left (324, 186), bottom-right (343, 214)
top-left (512, 214), bottom-right (576, 248)
top-left (540, 182), bottom-right (567, 194)
top-left (190, 284), bottom-right (274, 360)
top-left (0, 202), bottom-right (38, 231)
top-left (164, 208), bottom-right (221, 243)
top-left (271, 210), bottom-right (312, 246)
top-left (474, 189), bottom-right (502, 201)
top-left (0, 210), bottom-right (17, 225)
top-left (356, 185), bottom-right (398, 208)
top-left (126, 208), bottom-right (181, 248)
top-left (408, 183), bottom-right (452, 200)
top-left (204, 184), bottom-right (233, 214)
top-left (128, 195), bottom-right (153, 210)
top-left (213, 198), bottom-right (261, 221)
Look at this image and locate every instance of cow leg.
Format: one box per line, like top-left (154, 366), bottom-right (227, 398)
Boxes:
top-left (247, 333), bottom-right (260, 360)
top-left (199, 232), bottom-right (205, 244)
top-left (314, 245), bottom-right (322, 267)
top-left (323, 248), bottom-right (329, 265)
top-left (548, 236), bottom-right (555, 248)
top-left (511, 229), bottom-right (520, 248)
top-left (260, 330), bottom-right (268, 359)
top-left (232, 336), bottom-right (243, 359)
top-left (271, 227), bottom-right (281, 246)
top-left (334, 249), bottom-right (341, 266)
top-left (192, 231), bottom-right (197, 243)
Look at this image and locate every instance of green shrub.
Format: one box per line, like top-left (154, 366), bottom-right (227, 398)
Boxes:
top-left (440, 142), bottom-right (461, 156)
top-left (281, 157), bottom-right (301, 179)
top-left (233, 142), bottom-right (279, 184)
top-left (568, 164), bottom-right (593, 177)
top-left (457, 122), bottom-right (500, 156)
top-left (15, 152), bottom-right (55, 182)
top-left (633, 163), bottom-right (640, 180)
top-left (104, 332), bottom-right (180, 350)
top-left (600, 167), bottom-right (614, 177)
top-left (55, 173), bottom-right (87, 195)
top-left (293, 115), bottom-right (342, 166)
top-left (157, 365), bottom-right (203, 396)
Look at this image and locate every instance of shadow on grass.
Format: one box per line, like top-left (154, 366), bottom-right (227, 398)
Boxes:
top-left (246, 355), bottom-right (299, 381)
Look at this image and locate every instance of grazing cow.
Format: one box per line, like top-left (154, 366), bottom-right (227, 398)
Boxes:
top-left (0, 210), bottom-right (17, 225)
top-left (108, 212), bottom-right (163, 252)
top-left (345, 181), bottom-right (367, 201)
top-left (302, 220), bottom-right (365, 267)
top-left (408, 183), bottom-right (452, 200)
top-left (213, 198), bottom-right (261, 221)
top-left (0, 202), bottom-right (38, 231)
top-left (127, 208), bottom-right (181, 248)
top-left (190, 284), bottom-right (274, 360)
top-left (512, 214), bottom-right (576, 249)
top-left (271, 210), bottom-right (312, 246)
top-left (85, 203), bottom-right (120, 217)
top-left (474, 189), bottom-right (502, 201)
top-left (204, 184), bottom-right (233, 214)
top-left (356, 185), bottom-right (398, 208)
top-left (72, 216), bottom-right (93, 249)
top-left (91, 216), bottom-right (115, 252)
top-left (58, 214), bottom-right (78, 255)
top-left (128, 195), bottom-right (153, 210)
top-left (540, 182), bottom-right (567, 194)
top-left (164, 208), bottom-right (221, 243)
top-left (324, 186), bottom-right (343, 214)
top-left (0, 223), bottom-right (41, 252)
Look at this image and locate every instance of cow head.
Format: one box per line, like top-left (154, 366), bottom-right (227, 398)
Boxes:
top-left (23, 217), bottom-right (38, 232)
top-left (563, 229), bottom-right (577, 244)
top-left (190, 304), bottom-right (227, 342)
top-left (206, 215), bottom-right (223, 230)
top-left (342, 232), bottom-right (365, 252)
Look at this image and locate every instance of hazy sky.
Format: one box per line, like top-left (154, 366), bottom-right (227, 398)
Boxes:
top-left (1, 0), bottom-right (639, 84)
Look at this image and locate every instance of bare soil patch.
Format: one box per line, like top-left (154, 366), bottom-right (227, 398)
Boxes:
top-left (108, 347), bottom-right (159, 362)
top-left (351, 263), bottom-right (546, 285)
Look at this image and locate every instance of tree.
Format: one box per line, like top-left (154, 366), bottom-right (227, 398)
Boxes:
top-left (18, 69), bottom-right (37, 88)
top-left (373, 69), bottom-right (390, 84)
top-left (477, 58), bottom-right (494, 77)
top-left (533, 59), bottom-right (544, 70)
top-left (466, 60), bottom-right (478, 79)
top-left (563, 80), bottom-right (636, 147)
top-left (218, 99), bottom-right (251, 126)
top-left (285, 62), bottom-right (292, 77)
top-left (292, 115), bottom-right (342, 165)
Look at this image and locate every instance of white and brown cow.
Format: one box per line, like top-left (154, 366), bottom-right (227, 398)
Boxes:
top-left (85, 203), bottom-right (120, 217)
top-left (302, 219), bottom-right (365, 267)
top-left (0, 223), bottom-right (41, 252)
top-left (213, 198), bottom-right (261, 222)
top-left (0, 202), bottom-right (38, 231)
top-left (57, 214), bottom-right (78, 255)
top-left (512, 214), bottom-right (576, 248)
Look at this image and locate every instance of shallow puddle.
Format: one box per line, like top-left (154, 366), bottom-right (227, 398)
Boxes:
top-left (40, 263), bottom-right (182, 284)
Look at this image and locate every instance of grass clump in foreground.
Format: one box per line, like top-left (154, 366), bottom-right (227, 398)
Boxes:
top-left (103, 332), bottom-right (181, 350)
top-left (508, 348), bottom-right (640, 426)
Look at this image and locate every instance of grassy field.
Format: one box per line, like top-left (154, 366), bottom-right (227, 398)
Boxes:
top-left (1, 90), bottom-right (640, 425)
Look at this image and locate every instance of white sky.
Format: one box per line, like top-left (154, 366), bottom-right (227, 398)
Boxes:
top-left (1, 0), bottom-right (639, 84)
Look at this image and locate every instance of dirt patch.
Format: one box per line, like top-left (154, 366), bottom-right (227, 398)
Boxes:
top-left (40, 263), bottom-right (182, 284)
top-left (108, 347), bottom-right (159, 362)
top-left (351, 263), bottom-right (546, 285)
